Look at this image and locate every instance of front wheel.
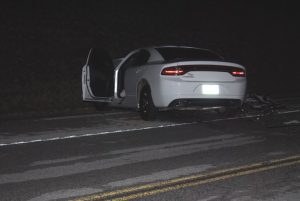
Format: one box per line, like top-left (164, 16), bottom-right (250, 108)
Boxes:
top-left (139, 87), bottom-right (158, 120)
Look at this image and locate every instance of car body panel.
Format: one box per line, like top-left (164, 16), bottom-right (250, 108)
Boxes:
top-left (82, 46), bottom-right (247, 110)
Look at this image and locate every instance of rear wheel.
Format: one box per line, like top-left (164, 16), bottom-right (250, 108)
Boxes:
top-left (139, 87), bottom-right (158, 120)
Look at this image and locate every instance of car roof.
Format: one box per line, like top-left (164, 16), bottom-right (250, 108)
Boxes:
top-left (149, 45), bottom-right (209, 50)
top-left (142, 46), bottom-right (218, 63)
top-left (143, 45), bottom-right (212, 53)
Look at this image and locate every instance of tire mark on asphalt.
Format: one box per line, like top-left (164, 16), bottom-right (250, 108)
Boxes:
top-left (0, 134), bottom-right (262, 185)
top-left (71, 155), bottom-right (300, 201)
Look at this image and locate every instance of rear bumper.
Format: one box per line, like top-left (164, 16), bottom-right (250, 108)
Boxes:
top-left (169, 98), bottom-right (242, 108)
top-left (151, 78), bottom-right (246, 108)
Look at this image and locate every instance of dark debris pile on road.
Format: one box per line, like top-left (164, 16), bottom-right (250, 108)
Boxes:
top-left (242, 94), bottom-right (285, 116)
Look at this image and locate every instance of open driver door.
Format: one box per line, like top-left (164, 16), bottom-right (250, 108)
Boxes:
top-left (82, 48), bottom-right (115, 102)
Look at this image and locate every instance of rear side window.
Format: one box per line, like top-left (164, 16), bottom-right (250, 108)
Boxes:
top-left (131, 50), bottom-right (150, 67)
top-left (121, 50), bottom-right (150, 69)
top-left (156, 47), bottom-right (223, 62)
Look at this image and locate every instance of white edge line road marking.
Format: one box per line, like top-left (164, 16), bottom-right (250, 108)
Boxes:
top-left (277, 109), bottom-right (300, 114)
top-left (203, 109), bottom-right (300, 123)
top-left (275, 97), bottom-right (300, 101)
top-left (202, 114), bottom-right (259, 123)
top-left (1, 109), bottom-right (300, 147)
top-left (0, 122), bottom-right (195, 147)
top-left (39, 111), bottom-right (134, 121)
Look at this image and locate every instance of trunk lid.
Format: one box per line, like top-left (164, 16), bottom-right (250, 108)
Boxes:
top-left (169, 61), bottom-right (245, 82)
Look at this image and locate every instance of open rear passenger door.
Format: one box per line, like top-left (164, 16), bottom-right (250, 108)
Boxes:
top-left (82, 48), bottom-right (115, 102)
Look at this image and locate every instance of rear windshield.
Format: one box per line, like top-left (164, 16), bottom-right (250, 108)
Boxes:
top-left (156, 47), bottom-right (223, 62)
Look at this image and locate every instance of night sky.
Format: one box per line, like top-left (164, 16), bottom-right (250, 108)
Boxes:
top-left (0, 1), bottom-right (299, 114)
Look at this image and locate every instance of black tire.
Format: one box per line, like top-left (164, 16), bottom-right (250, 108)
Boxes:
top-left (139, 86), bottom-right (158, 120)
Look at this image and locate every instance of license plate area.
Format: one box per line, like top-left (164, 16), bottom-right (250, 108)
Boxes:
top-left (202, 84), bottom-right (219, 95)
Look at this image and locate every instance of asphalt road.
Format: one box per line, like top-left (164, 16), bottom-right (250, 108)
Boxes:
top-left (1, 99), bottom-right (300, 201)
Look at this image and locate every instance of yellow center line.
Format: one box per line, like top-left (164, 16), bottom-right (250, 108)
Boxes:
top-left (105, 160), bottom-right (300, 201)
top-left (71, 155), bottom-right (300, 201)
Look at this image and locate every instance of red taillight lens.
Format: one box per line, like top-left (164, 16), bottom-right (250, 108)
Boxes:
top-left (161, 67), bottom-right (186, 76)
top-left (231, 71), bottom-right (246, 77)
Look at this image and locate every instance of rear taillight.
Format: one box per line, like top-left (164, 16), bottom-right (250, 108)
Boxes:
top-left (161, 65), bottom-right (246, 77)
top-left (161, 67), bottom-right (186, 76)
top-left (231, 70), bottom-right (246, 77)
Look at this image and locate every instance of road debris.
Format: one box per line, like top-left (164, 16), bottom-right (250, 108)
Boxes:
top-left (243, 94), bottom-right (285, 116)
